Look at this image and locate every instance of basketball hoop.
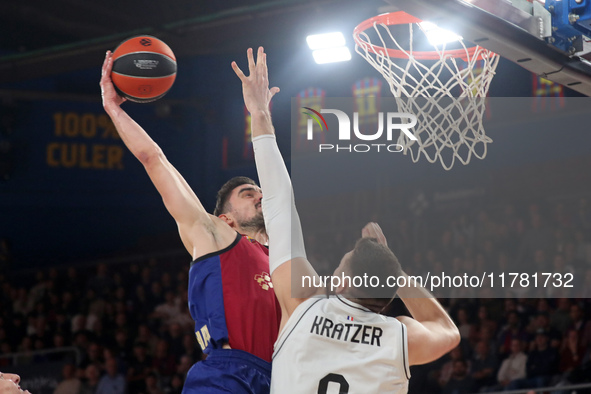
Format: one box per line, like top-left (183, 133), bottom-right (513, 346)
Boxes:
top-left (353, 11), bottom-right (500, 170)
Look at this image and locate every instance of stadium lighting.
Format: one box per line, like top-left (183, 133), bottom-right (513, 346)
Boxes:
top-left (312, 47), bottom-right (352, 64)
top-left (307, 32), bottom-right (351, 64)
top-left (306, 32), bottom-right (346, 50)
top-left (418, 21), bottom-right (463, 46)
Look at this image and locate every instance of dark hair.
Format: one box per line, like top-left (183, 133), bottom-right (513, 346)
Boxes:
top-left (348, 237), bottom-right (403, 309)
top-left (213, 176), bottom-right (258, 217)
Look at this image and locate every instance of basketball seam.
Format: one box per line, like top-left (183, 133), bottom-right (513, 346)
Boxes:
top-left (111, 71), bottom-right (177, 79)
top-left (113, 51), bottom-right (176, 64)
top-left (122, 91), bottom-right (168, 102)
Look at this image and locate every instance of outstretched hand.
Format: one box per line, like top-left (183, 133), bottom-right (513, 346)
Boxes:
top-left (100, 51), bottom-right (127, 110)
top-left (362, 222), bottom-right (388, 246)
top-left (232, 47), bottom-right (280, 114)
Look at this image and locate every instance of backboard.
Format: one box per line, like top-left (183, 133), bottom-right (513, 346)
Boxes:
top-left (385, 0), bottom-right (591, 96)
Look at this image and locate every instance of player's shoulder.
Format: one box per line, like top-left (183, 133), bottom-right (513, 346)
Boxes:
top-left (280, 297), bottom-right (325, 331)
top-left (274, 297), bottom-right (324, 353)
top-left (190, 230), bottom-right (244, 266)
top-left (291, 297), bottom-right (325, 318)
top-left (184, 215), bottom-right (240, 260)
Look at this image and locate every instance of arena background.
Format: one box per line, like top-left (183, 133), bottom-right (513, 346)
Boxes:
top-left (1, 0), bottom-right (590, 393)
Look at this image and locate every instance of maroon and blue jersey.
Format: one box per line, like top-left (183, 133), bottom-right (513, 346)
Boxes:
top-left (187, 232), bottom-right (281, 363)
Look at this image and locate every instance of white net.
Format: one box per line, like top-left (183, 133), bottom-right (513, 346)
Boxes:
top-left (354, 14), bottom-right (500, 170)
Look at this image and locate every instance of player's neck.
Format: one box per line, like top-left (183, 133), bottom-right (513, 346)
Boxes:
top-left (240, 228), bottom-right (268, 245)
top-left (344, 296), bottom-right (387, 314)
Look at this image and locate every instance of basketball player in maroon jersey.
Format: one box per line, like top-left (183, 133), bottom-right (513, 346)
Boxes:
top-left (100, 50), bottom-right (280, 393)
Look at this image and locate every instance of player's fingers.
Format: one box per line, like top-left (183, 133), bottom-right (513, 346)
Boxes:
top-left (102, 54), bottom-right (115, 85)
top-left (231, 61), bottom-right (247, 82)
top-left (256, 47), bottom-right (264, 76)
top-left (261, 52), bottom-right (269, 79)
top-left (270, 86), bottom-right (280, 98)
top-left (247, 48), bottom-right (255, 76)
top-left (361, 223), bottom-right (372, 238)
top-left (361, 222), bottom-right (384, 242)
top-left (101, 51), bottom-right (110, 78)
top-left (106, 52), bottom-right (114, 74)
top-left (371, 222), bottom-right (382, 233)
top-left (368, 222), bottom-right (380, 236)
top-left (371, 223), bottom-right (387, 245)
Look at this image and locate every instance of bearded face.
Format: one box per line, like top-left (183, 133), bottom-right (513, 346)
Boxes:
top-left (222, 184), bottom-right (266, 235)
top-left (236, 209), bottom-right (265, 233)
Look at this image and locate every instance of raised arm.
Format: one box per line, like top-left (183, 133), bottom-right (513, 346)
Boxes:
top-left (232, 48), bottom-right (320, 326)
top-left (362, 222), bottom-right (460, 365)
top-left (100, 51), bottom-right (235, 259)
top-left (395, 277), bottom-right (461, 365)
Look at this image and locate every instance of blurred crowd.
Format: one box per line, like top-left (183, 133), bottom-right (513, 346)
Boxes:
top-left (0, 257), bottom-right (201, 394)
top-left (404, 296), bottom-right (591, 393)
top-left (0, 196), bottom-right (591, 393)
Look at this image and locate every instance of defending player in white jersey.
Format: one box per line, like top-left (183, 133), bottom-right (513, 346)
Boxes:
top-left (232, 46), bottom-right (461, 394)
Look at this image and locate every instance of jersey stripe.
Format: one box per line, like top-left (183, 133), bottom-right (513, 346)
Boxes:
top-left (191, 232), bottom-right (241, 266)
top-left (336, 295), bottom-right (372, 313)
top-left (401, 322), bottom-right (411, 380)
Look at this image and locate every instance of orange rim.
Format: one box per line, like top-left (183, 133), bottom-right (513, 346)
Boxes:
top-left (353, 11), bottom-right (493, 61)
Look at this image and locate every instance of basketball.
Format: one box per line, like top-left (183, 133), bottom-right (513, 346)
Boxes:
top-left (111, 35), bottom-right (177, 103)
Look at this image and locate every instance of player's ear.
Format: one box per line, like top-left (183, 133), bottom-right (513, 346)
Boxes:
top-left (218, 213), bottom-right (233, 226)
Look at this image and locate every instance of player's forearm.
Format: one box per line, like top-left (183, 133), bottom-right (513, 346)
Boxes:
top-left (253, 134), bottom-right (307, 274)
top-left (251, 110), bottom-right (274, 137)
top-left (250, 110), bottom-right (289, 211)
top-left (253, 135), bottom-right (291, 197)
top-left (105, 105), bottom-right (161, 164)
top-left (105, 105), bottom-right (212, 240)
top-left (397, 273), bottom-right (459, 336)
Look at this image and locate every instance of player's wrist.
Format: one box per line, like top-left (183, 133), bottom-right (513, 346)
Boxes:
top-left (250, 109), bottom-right (272, 118)
top-left (104, 103), bottom-right (122, 116)
top-left (250, 110), bottom-right (274, 136)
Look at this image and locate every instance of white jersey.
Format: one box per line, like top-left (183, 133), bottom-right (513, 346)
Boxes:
top-left (271, 296), bottom-right (410, 394)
